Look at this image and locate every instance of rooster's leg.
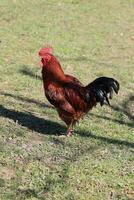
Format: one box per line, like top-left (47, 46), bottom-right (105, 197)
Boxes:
top-left (67, 128), bottom-right (73, 137)
top-left (66, 122), bottom-right (73, 137)
top-left (67, 130), bottom-right (73, 137)
top-left (66, 120), bottom-right (77, 137)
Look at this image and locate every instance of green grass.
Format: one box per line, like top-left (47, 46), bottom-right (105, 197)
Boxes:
top-left (0, 0), bottom-right (134, 199)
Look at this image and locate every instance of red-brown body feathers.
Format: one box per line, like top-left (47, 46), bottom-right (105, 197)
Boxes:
top-left (39, 47), bottom-right (119, 136)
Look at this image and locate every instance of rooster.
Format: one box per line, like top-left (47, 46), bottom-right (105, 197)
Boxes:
top-left (38, 47), bottom-right (119, 137)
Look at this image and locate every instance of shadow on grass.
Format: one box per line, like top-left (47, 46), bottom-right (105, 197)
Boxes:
top-left (110, 95), bottom-right (134, 122)
top-left (77, 130), bottom-right (134, 148)
top-left (20, 66), bottom-right (42, 80)
top-left (0, 105), bottom-right (65, 135)
top-left (0, 92), bottom-right (54, 109)
top-left (1, 91), bottom-right (133, 129)
top-left (17, 189), bottom-right (38, 199)
top-left (0, 105), bottom-right (134, 148)
top-left (90, 112), bottom-right (134, 128)
top-left (88, 94), bottom-right (134, 129)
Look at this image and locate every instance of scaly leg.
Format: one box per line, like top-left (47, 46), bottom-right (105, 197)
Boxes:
top-left (58, 122), bottom-right (73, 137)
top-left (66, 128), bottom-right (73, 137)
top-left (66, 120), bottom-right (77, 137)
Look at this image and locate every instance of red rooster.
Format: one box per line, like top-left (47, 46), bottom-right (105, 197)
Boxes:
top-left (38, 47), bottom-right (119, 136)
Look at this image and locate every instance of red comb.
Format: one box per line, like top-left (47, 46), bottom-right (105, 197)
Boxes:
top-left (38, 47), bottom-right (53, 57)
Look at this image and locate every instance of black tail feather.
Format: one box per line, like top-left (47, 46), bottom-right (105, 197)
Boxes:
top-left (86, 77), bottom-right (120, 106)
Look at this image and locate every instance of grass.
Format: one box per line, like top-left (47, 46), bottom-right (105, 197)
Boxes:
top-left (0, 0), bottom-right (134, 199)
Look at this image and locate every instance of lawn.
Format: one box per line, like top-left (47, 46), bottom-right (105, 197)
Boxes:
top-left (0, 0), bottom-right (134, 199)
